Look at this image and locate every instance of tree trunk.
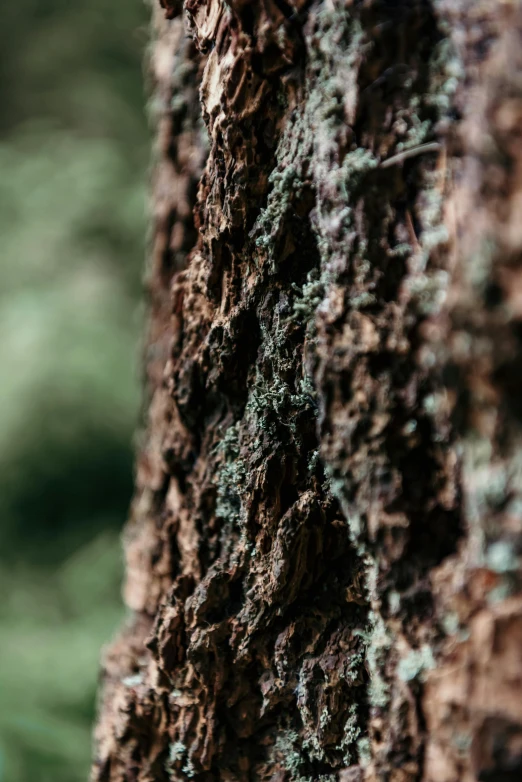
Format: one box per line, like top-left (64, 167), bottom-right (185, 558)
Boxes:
top-left (92, 1), bottom-right (522, 780)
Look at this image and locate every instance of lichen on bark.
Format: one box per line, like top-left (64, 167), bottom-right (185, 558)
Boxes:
top-left (92, 2), bottom-right (522, 781)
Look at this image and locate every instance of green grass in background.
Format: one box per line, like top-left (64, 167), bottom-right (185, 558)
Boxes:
top-left (0, 1), bottom-right (149, 779)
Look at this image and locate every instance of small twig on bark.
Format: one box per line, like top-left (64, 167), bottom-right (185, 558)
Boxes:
top-left (380, 142), bottom-right (442, 168)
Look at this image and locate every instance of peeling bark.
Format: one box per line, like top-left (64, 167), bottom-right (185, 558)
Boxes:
top-left (92, 2), bottom-right (522, 780)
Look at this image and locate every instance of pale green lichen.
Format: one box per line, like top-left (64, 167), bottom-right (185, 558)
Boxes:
top-left (319, 706), bottom-right (330, 730)
top-left (355, 611), bottom-right (391, 707)
top-left (251, 5), bottom-right (371, 277)
top-left (388, 590), bottom-right (401, 615)
top-left (244, 308), bottom-right (318, 442)
top-left (302, 727), bottom-right (325, 762)
top-left (395, 115), bottom-right (432, 152)
top-left (274, 730), bottom-right (307, 776)
top-left (336, 703), bottom-right (361, 764)
top-left (487, 581), bottom-right (514, 605)
top-left (254, 163), bottom-right (302, 262)
top-left (422, 391), bottom-right (445, 416)
top-left (330, 148), bottom-right (378, 206)
top-left (441, 611), bottom-right (460, 636)
top-left (167, 740), bottom-right (185, 764)
top-left (397, 644), bottom-right (436, 683)
top-left (325, 469), bottom-right (363, 548)
top-left (247, 371), bottom-right (317, 437)
top-left (466, 237), bottom-right (497, 293)
top-left (343, 649), bottom-right (365, 685)
top-left (426, 37), bottom-right (463, 114)
top-left (245, 16), bottom-right (462, 777)
top-left (463, 435), bottom-right (515, 561)
top-left (388, 242), bottom-right (412, 258)
top-left (307, 449), bottom-right (320, 473)
top-left (452, 732), bottom-right (472, 755)
top-left (122, 673), bottom-right (142, 687)
top-left (182, 758), bottom-right (196, 778)
top-left (215, 421), bottom-right (246, 527)
top-left (486, 540), bottom-right (518, 574)
top-left (350, 292), bottom-right (377, 310)
top-left (357, 736), bottom-right (372, 768)
top-left (403, 420), bottom-right (417, 435)
top-left (291, 269), bottom-right (324, 324)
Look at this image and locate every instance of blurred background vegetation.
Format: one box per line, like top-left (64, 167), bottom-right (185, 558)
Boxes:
top-left (0, 2), bottom-right (149, 780)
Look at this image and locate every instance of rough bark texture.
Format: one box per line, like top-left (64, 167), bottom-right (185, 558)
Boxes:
top-left (92, 1), bottom-right (522, 780)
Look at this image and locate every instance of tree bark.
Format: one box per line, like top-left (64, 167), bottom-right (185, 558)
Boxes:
top-left (92, 1), bottom-right (522, 780)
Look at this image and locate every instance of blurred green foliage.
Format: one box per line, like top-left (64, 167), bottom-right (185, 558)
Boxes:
top-left (0, 1), bottom-right (149, 780)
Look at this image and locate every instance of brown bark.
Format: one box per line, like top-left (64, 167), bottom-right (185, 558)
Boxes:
top-left (92, 1), bottom-right (522, 780)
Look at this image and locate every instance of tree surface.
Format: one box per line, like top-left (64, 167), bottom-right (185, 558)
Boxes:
top-left (92, 1), bottom-right (522, 780)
